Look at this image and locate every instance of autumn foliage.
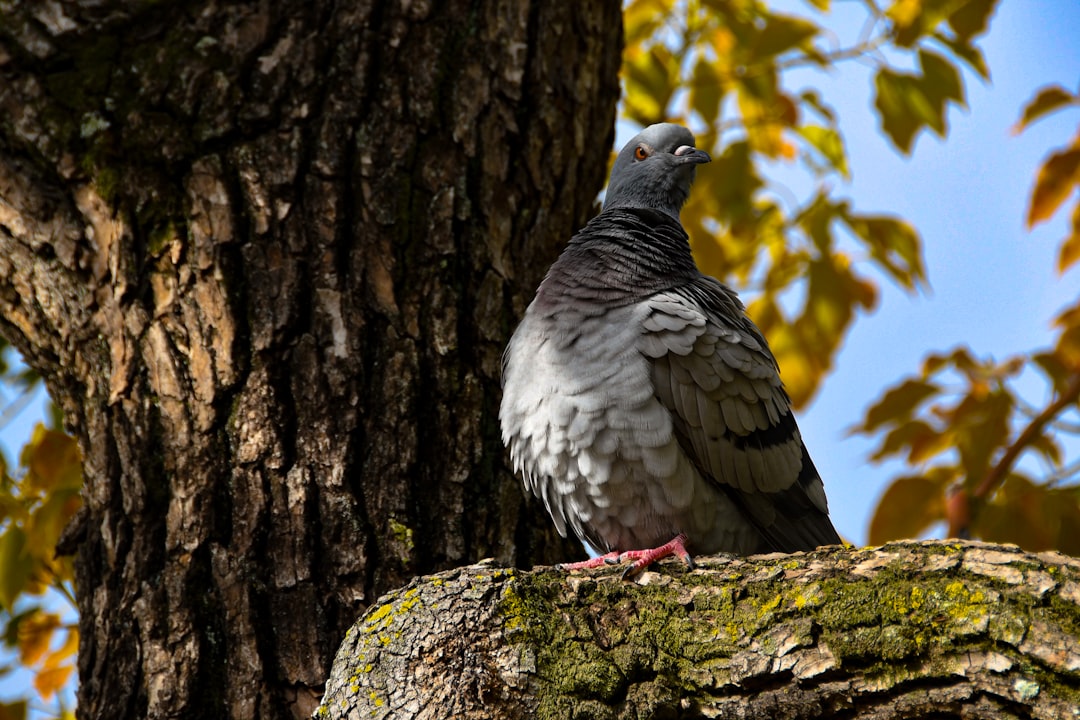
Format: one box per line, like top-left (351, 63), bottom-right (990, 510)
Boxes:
top-left (1, 0), bottom-right (1078, 716)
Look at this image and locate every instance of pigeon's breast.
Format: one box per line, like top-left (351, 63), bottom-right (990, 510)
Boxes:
top-left (500, 298), bottom-right (732, 553)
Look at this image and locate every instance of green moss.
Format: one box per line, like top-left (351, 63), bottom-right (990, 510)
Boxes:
top-left (388, 517), bottom-right (414, 560)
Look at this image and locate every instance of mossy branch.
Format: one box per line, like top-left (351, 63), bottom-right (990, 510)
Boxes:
top-left (318, 540), bottom-right (1080, 720)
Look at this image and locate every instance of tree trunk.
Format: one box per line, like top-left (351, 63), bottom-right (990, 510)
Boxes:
top-left (319, 540), bottom-right (1080, 719)
top-left (0, 2), bottom-right (622, 718)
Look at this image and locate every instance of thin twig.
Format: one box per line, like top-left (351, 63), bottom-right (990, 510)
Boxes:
top-left (976, 374), bottom-right (1080, 501)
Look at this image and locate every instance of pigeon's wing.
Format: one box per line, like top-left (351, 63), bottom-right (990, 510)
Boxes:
top-left (638, 278), bottom-right (842, 552)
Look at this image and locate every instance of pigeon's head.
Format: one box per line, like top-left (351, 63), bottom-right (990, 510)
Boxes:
top-left (603, 123), bottom-right (711, 219)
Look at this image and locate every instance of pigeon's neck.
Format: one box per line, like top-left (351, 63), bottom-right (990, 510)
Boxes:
top-left (536, 208), bottom-right (699, 308)
top-left (602, 195), bottom-right (683, 221)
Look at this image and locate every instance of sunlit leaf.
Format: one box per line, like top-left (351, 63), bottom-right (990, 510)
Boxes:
top-left (975, 474), bottom-right (1074, 552)
top-left (20, 425), bottom-right (82, 494)
top-left (0, 528), bottom-right (32, 613)
top-left (623, 0), bottom-right (669, 47)
top-left (951, 389), bottom-right (1013, 483)
top-left (799, 89), bottom-right (837, 123)
top-left (1026, 141), bottom-right (1080, 229)
top-left (798, 125), bottom-right (849, 179)
top-left (33, 665), bottom-right (73, 702)
top-left (0, 700), bottom-right (27, 720)
top-left (887, 0), bottom-right (955, 48)
top-left (874, 68), bottom-right (925, 153)
top-left (16, 610), bottom-right (60, 667)
top-left (933, 31), bottom-right (989, 80)
top-left (918, 48), bottom-right (966, 117)
top-left (690, 57), bottom-right (724, 127)
top-left (1058, 203), bottom-right (1080, 274)
top-left (873, 51), bottom-right (965, 153)
top-left (843, 213), bottom-right (927, 290)
top-left (752, 12), bottom-right (819, 59)
top-left (859, 378), bottom-right (941, 433)
top-left (1032, 351), bottom-right (1073, 396)
top-left (869, 474), bottom-right (948, 544)
top-left (946, 0), bottom-right (997, 43)
top-left (1013, 85), bottom-right (1078, 135)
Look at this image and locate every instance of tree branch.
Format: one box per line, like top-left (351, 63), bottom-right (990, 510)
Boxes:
top-left (977, 374), bottom-right (1080, 501)
top-left (319, 540), bottom-right (1080, 719)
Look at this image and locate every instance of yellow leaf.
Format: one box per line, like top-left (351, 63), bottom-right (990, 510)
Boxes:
top-left (1026, 141), bottom-right (1080, 228)
top-left (43, 627), bottom-right (78, 670)
top-left (1058, 202), bottom-right (1080, 274)
top-left (20, 426), bottom-right (82, 495)
top-left (798, 125), bottom-right (850, 179)
top-left (869, 474), bottom-right (949, 544)
top-left (0, 527), bottom-right (33, 613)
top-left (859, 379), bottom-right (941, 433)
top-left (1012, 85), bottom-right (1078, 135)
top-left (17, 611), bottom-right (60, 667)
top-left (25, 488), bottom-right (83, 568)
top-left (33, 665), bottom-right (73, 701)
top-left (0, 700), bottom-right (27, 720)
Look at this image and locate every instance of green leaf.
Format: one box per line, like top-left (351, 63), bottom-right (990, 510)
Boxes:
top-left (622, 44), bottom-right (679, 125)
top-left (1013, 85), bottom-right (1077, 134)
top-left (0, 700), bottom-right (27, 720)
top-left (947, 0), bottom-right (998, 43)
top-left (843, 213), bottom-right (927, 290)
top-left (951, 389), bottom-right (1013, 484)
top-left (690, 57), bottom-right (724, 127)
top-left (868, 474), bottom-right (948, 544)
top-left (752, 12), bottom-right (819, 59)
top-left (0, 527), bottom-right (32, 613)
top-left (859, 379), bottom-right (941, 433)
top-left (918, 48), bottom-right (966, 118)
top-left (934, 31), bottom-right (990, 80)
top-left (874, 68), bottom-right (926, 153)
top-left (1058, 203), bottom-right (1080, 274)
top-left (1026, 142), bottom-right (1080, 228)
top-left (799, 89), bottom-right (836, 123)
top-left (873, 52), bottom-right (965, 153)
top-left (798, 125), bottom-right (849, 179)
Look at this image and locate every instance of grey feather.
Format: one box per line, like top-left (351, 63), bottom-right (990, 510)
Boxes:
top-left (500, 122), bottom-right (842, 559)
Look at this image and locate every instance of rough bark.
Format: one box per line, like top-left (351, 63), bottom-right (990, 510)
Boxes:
top-left (0, 2), bottom-right (622, 718)
top-left (320, 540), bottom-right (1080, 719)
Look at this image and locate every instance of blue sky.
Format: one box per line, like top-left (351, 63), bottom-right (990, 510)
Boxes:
top-left (0, 0), bottom-right (1078, 709)
top-left (765, 0), bottom-right (1080, 543)
top-left (609, 0), bottom-right (1080, 544)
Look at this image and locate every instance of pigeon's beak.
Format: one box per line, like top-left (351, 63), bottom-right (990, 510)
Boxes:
top-left (674, 145), bottom-right (711, 165)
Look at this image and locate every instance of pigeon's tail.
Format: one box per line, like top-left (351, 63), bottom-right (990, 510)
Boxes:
top-left (747, 447), bottom-right (844, 554)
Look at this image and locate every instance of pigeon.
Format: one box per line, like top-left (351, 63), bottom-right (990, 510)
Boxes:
top-left (500, 122), bottom-right (842, 578)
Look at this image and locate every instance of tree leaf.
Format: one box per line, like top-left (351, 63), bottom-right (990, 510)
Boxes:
top-left (1057, 201), bottom-right (1080, 274)
top-left (874, 68), bottom-right (924, 153)
top-left (946, 0), bottom-right (998, 43)
top-left (690, 57), bottom-right (724, 127)
top-left (843, 213), bottom-right (927, 290)
top-left (859, 379), bottom-right (942, 433)
top-left (1013, 85), bottom-right (1077, 135)
top-left (918, 48), bottom-right (966, 117)
top-left (20, 425), bottom-right (82, 495)
top-left (798, 125), bottom-right (850, 179)
top-left (868, 474), bottom-right (948, 544)
top-left (752, 12), bottom-right (819, 59)
top-left (0, 700), bottom-right (27, 720)
top-left (1026, 142), bottom-right (1080, 228)
top-left (0, 528), bottom-right (32, 613)
top-left (934, 31), bottom-right (989, 80)
top-left (16, 610), bottom-right (60, 667)
top-left (33, 665), bottom-right (73, 702)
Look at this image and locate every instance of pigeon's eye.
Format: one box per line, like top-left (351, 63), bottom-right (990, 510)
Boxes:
top-left (634, 146), bottom-right (649, 161)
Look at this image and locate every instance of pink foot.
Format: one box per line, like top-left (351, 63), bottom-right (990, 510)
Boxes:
top-left (556, 551), bottom-right (620, 571)
top-left (555, 533), bottom-right (694, 580)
